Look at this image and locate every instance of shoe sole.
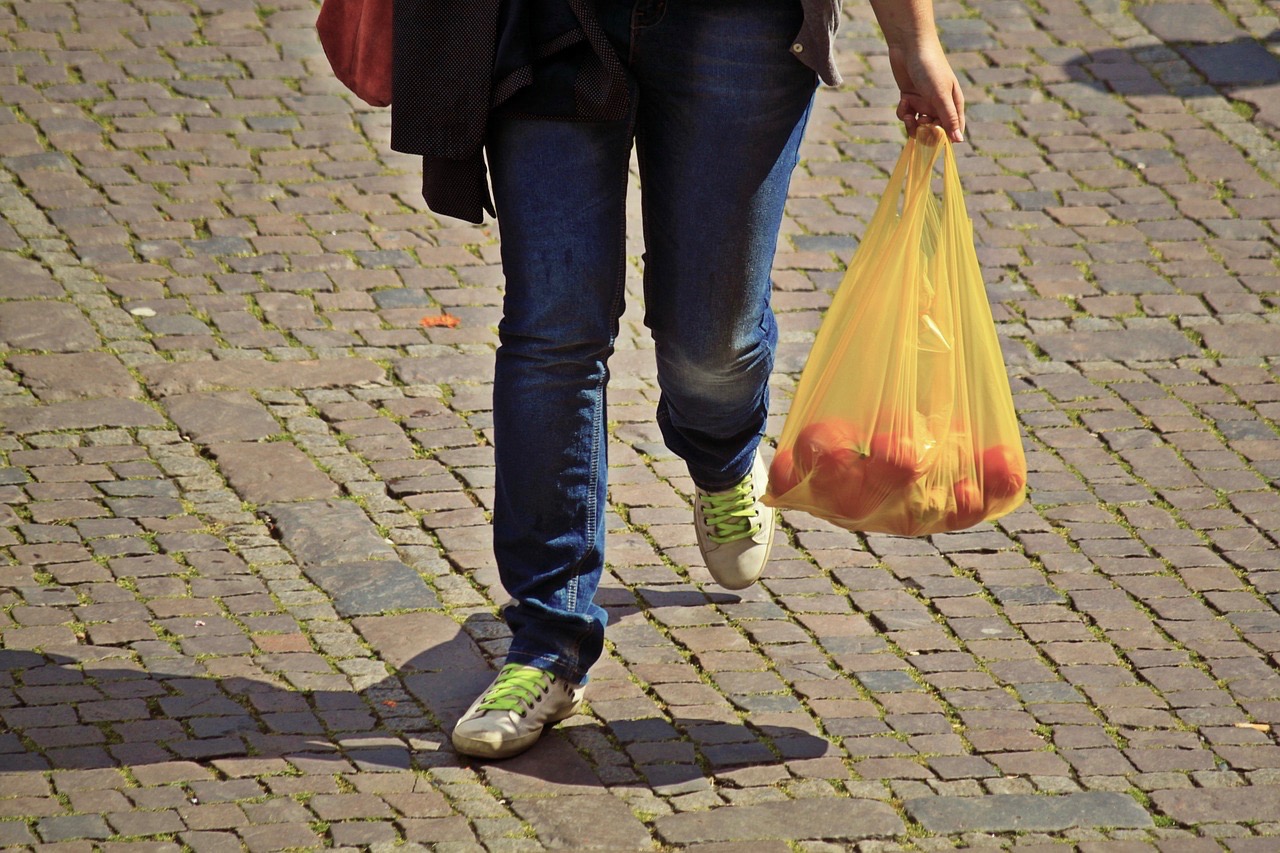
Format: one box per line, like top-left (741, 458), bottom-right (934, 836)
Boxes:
top-left (451, 699), bottom-right (583, 760)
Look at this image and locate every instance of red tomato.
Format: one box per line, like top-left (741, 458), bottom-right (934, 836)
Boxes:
top-left (768, 447), bottom-right (802, 496)
top-left (833, 463), bottom-right (880, 521)
top-left (946, 478), bottom-right (986, 530)
top-left (794, 418), bottom-right (866, 516)
top-left (981, 444), bottom-right (1025, 500)
top-left (794, 418), bottom-right (861, 476)
top-left (864, 432), bottom-right (919, 489)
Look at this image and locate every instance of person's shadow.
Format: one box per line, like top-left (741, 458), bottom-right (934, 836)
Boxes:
top-left (0, 594), bottom-right (831, 794)
top-left (1061, 30), bottom-right (1280, 126)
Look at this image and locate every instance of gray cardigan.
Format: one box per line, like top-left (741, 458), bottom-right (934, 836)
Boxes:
top-left (797, 0), bottom-right (843, 87)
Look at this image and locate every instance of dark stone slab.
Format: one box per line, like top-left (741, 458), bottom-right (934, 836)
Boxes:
top-left (9, 353), bottom-right (140, 401)
top-left (905, 792), bottom-right (1152, 833)
top-left (1179, 41), bottom-right (1280, 86)
top-left (1151, 785), bottom-right (1280, 824)
top-left (209, 442), bottom-right (337, 503)
top-left (35, 814), bottom-right (112, 842)
top-left (0, 399), bottom-right (165, 434)
top-left (1132, 4), bottom-right (1241, 43)
top-left (303, 561), bottom-right (438, 617)
top-left (654, 798), bottom-right (903, 845)
top-left (141, 358), bottom-right (385, 396)
top-left (511, 795), bottom-right (653, 850)
top-left (263, 500), bottom-right (395, 567)
top-left (372, 289), bottom-right (434, 309)
top-left (990, 585), bottom-right (1066, 605)
top-left (165, 392), bottom-right (280, 443)
top-left (0, 302), bottom-right (97, 352)
top-left (1033, 326), bottom-right (1198, 362)
top-left (1199, 325), bottom-right (1280, 358)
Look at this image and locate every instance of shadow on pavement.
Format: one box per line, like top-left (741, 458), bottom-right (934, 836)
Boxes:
top-left (1063, 32), bottom-right (1280, 126)
top-left (0, 627), bottom-right (829, 792)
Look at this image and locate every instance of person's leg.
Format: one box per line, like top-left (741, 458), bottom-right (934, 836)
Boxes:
top-left (484, 109), bottom-right (634, 686)
top-left (631, 0), bottom-right (818, 493)
top-left (626, 0), bottom-right (817, 588)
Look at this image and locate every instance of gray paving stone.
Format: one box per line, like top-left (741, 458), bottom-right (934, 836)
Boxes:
top-left (303, 560), bottom-right (438, 616)
top-left (263, 499), bottom-right (396, 567)
top-left (373, 289), bottom-right (435, 309)
top-left (36, 813), bottom-right (112, 842)
top-left (166, 392), bottom-right (280, 443)
top-left (140, 358), bottom-right (385, 396)
top-left (654, 798), bottom-right (903, 845)
top-left (1033, 327), bottom-right (1199, 362)
top-left (511, 794), bottom-right (653, 850)
top-left (209, 442), bottom-right (338, 503)
top-left (904, 792), bottom-right (1153, 833)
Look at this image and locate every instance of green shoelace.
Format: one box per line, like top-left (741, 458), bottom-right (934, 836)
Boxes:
top-left (476, 664), bottom-right (554, 717)
top-left (699, 479), bottom-right (761, 545)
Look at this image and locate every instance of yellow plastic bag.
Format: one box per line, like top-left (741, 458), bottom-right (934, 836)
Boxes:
top-left (765, 126), bottom-right (1026, 536)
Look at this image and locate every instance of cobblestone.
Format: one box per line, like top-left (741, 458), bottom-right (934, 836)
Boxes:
top-left (1, 0), bottom-right (1280, 848)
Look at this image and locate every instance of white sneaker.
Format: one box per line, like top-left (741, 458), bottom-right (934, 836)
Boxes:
top-left (451, 664), bottom-right (585, 760)
top-left (694, 452), bottom-right (776, 590)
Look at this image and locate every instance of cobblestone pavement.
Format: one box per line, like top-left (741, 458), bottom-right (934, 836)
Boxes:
top-left (1, 0), bottom-right (1280, 849)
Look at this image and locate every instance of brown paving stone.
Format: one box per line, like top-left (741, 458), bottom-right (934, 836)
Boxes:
top-left (511, 794), bottom-right (653, 850)
top-left (1151, 785), bottom-right (1280, 824)
top-left (208, 441), bottom-right (338, 503)
top-left (164, 392), bottom-right (280, 443)
top-left (0, 302), bottom-right (98, 352)
top-left (0, 399), bottom-right (165, 434)
top-left (9, 353), bottom-right (141, 401)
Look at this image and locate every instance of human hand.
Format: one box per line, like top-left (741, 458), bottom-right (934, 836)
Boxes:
top-left (888, 40), bottom-right (965, 143)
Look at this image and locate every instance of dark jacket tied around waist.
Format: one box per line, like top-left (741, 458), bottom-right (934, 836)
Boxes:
top-left (390, 0), bottom-right (630, 224)
top-left (390, 0), bottom-right (841, 224)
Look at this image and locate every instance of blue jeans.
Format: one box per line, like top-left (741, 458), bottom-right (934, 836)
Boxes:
top-left (487, 0), bottom-right (817, 684)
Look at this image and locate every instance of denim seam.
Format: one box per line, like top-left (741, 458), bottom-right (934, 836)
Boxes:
top-left (629, 0), bottom-right (666, 65)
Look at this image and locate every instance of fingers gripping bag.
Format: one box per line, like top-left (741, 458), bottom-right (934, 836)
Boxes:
top-left (765, 125), bottom-right (1026, 536)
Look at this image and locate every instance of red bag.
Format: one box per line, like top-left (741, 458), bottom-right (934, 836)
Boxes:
top-left (316, 0), bottom-right (393, 107)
